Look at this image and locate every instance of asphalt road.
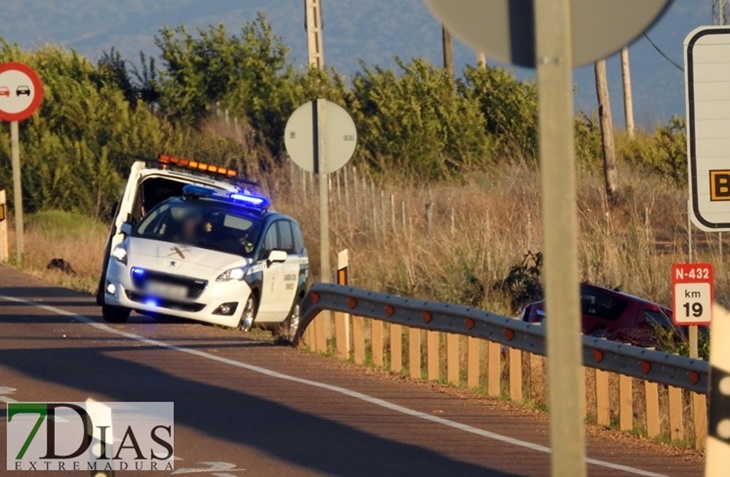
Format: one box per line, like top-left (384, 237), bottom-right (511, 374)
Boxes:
top-left (0, 266), bottom-right (703, 476)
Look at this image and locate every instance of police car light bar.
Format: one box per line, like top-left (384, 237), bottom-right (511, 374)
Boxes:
top-left (158, 154), bottom-right (238, 178)
top-left (182, 184), bottom-right (271, 211)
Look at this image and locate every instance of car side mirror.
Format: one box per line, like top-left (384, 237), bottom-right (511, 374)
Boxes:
top-left (120, 222), bottom-right (133, 236)
top-left (267, 250), bottom-right (287, 265)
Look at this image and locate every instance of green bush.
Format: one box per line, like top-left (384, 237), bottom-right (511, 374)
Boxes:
top-left (350, 58), bottom-right (488, 179)
top-left (459, 65), bottom-right (538, 161)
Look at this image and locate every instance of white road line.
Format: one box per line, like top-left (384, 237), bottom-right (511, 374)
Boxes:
top-left (0, 386), bottom-right (17, 403)
top-left (0, 294), bottom-right (668, 477)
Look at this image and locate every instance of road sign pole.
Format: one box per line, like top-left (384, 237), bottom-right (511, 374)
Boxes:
top-left (11, 120), bottom-right (23, 265)
top-left (316, 99), bottom-right (332, 351)
top-left (534, 1), bottom-right (586, 476)
top-left (317, 99), bottom-right (331, 284)
top-left (689, 326), bottom-right (699, 358)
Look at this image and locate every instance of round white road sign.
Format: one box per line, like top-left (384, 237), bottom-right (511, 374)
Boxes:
top-left (284, 99), bottom-right (357, 174)
top-left (0, 62), bottom-right (43, 122)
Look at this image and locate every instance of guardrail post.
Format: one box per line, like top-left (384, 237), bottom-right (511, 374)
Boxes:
top-left (529, 353), bottom-right (546, 404)
top-left (352, 315), bottom-right (365, 364)
top-left (390, 324), bottom-right (403, 372)
top-left (596, 369), bottom-right (610, 427)
top-left (372, 320), bottom-right (384, 366)
top-left (467, 337), bottom-right (480, 389)
top-left (427, 331), bottom-right (439, 381)
top-left (693, 392), bottom-right (707, 450)
top-left (447, 333), bottom-right (459, 385)
top-left (0, 190), bottom-right (7, 262)
top-left (487, 341), bottom-right (500, 397)
top-left (645, 381), bottom-right (661, 438)
top-left (509, 348), bottom-right (523, 401)
top-left (668, 386), bottom-right (684, 441)
top-left (408, 328), bottom-right (421, 379)
top-left (619, 374), bottom-right (633, 431)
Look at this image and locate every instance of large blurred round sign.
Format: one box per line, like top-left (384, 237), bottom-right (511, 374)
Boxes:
top-left (0, 62), bottom-right (42, 121)
top-left (424, 0), bottom-right (671, 68)
top-left (284, 99), bottom-right (357, 174)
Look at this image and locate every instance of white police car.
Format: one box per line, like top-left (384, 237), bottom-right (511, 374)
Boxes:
top-left (97, 155), bottom-right (308, 339)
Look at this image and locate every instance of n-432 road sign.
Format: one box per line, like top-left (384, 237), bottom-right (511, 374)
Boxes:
top-left (672, 263), bottom-right (713, 326)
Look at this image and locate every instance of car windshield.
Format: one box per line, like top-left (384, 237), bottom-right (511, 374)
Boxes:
top-left (135, 199), bottom-right (261, 257)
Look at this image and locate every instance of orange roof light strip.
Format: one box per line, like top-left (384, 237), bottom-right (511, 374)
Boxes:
top-left (158, 154), bottom-right (238, 178)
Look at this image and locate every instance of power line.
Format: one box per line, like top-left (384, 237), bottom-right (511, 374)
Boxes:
top-left (642, 33), bottom-right (684, 72)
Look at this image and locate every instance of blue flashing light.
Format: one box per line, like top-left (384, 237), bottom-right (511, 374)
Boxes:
top-left (183, 184), bottom-right (271, 211)
top-left (132, 268), bottom-right (145, 276)
top-left (144, 298), bottom-right (158, 307)
top-left (228, 192), bottom-right (271, 209)
top-left (182, 184), bottom-right (216, 198)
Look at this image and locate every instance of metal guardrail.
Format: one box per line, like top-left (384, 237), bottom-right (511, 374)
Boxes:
top-left (296, 283), bottom-right (710, 394)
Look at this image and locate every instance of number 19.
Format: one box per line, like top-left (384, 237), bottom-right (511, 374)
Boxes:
top-left (683, 302), bottom-right (703, 317)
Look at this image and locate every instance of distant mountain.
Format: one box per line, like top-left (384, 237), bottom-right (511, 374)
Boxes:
top-left (1, 0), bottom-right (711, 127)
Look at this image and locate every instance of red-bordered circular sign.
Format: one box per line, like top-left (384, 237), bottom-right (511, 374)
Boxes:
top-left (0, 62), bottom-right (43, 122)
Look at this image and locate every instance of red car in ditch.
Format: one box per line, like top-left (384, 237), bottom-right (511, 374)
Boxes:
top-left (520, 283), bottom-right (678, 348)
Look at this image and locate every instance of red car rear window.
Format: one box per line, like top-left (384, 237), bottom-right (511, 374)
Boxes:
top-left (580, 288), bottom-right (628, 321)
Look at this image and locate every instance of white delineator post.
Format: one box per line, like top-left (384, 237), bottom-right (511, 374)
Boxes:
top-left (706, 304), bottom-right (730, 475)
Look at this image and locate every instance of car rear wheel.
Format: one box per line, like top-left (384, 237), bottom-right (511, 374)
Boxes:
top-left (238, 296), bottom-right (257, 332)
top-left (102, 305), bottom-right (130, 323)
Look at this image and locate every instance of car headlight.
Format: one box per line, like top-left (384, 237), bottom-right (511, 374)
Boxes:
top-left (111, 245), bottom-right (127, 264)
top-left (217, 267), bottom-right (245, 282)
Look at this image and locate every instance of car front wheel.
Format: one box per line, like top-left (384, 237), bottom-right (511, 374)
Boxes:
top-left (238, 296), bottom-right (257, 332)
top-left (102, 305), bottom-right (130, 323)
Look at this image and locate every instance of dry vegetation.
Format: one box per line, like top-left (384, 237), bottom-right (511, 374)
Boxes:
top-left (9, 160), bottom-right (727, 320)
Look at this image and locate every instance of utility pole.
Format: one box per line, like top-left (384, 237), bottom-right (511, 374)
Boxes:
top-left (620, 48), bottom-right (635, 139)
top-left (595, 59), bottom-right (618, 203)
top-left (304, 0), bottom-right (324, 69)
top-left (442, 25), bottom-right (454, 78)
top-left (714, 0), bottom-right (730, 25)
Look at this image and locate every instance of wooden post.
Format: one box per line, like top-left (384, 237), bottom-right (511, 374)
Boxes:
top-left (619, 374), bottom-right (633, 431)
top-left (427, 331), bottom-right (440, 380)
top-left (352, 315), bottom-right (365, 365)
top-left (0, 190), bottom-right (7, 262)
top-left (442, 26), bottom-right (454, 78)
top-left (447, 334), bottom-right (459, 385)
top-left (425, 201), bottom-right (434, 235)
top-left (315, 314), bottom-right (327, 354)
top-left (668, 386), bottom-right (684, 441)
top-left (645, 381), bottom-right (661, 438)
top-left (594, 59), bottom-right (618, 202)
top-left (488, 341), bottom-right (501, 397)
top-left (693, 393), bottom-right (707, 450)
top-left (620, 47), bottom-right (635, 138)
top-left (595, 369), bottom-right (610, 427)
top-left (372, 320), bottom-right (384, 366)
top-left (390, 324), bottom-right (403, 372)
top-left (408, 328), bottom-right (421, 379)
top-left (466, 337), bottom-right (480, 389)
top-left (509, 348), bottom-right (523, 401)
